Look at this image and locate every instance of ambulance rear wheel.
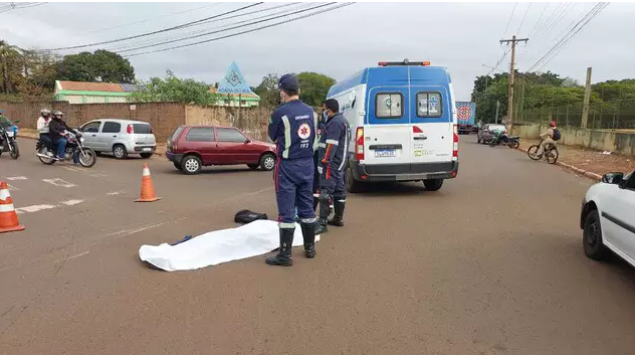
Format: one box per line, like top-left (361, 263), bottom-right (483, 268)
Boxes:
top-left (346, 166), bottom-right (364, 193)
top-left (423, 179), bottom-right (444, 192)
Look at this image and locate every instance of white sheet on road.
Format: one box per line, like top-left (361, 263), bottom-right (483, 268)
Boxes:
top-left (138, 220), bottom-right (320, 272)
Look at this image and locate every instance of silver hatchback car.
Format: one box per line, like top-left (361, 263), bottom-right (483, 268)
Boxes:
top-left (78, 119), bottom-right (157, 159)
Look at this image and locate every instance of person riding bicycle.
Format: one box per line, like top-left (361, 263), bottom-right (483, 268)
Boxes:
top-left (536, 121), bottom-right (559, 155)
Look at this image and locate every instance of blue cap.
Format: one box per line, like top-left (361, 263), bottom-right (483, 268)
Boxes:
top-left (278, 74), bottom-right (299, 92)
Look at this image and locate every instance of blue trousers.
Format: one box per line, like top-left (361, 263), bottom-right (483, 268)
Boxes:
top-left (56, 138), bottom-right (67, 159)
top-left (319, 164), bottom-right (346, 201)
top-left (275, 158), bottom-right (315, 227)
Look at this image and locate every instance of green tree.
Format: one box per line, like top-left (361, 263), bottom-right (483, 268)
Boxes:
top-left (254, 73), bottom-right (280, 108)
top-left (0, 40), bottom-right (23, 94)
top-left (130, 70), bottom-right (218, 105)
top-left (56, 50), bottom-right (135, 83)
top-left (296, 72), bottom-right (335, 107)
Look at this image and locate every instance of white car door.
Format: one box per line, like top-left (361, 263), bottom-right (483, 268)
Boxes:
top-left (601, 171), bottom-right (635, 258)
top-left (80, 121), bottom-right (102, 150)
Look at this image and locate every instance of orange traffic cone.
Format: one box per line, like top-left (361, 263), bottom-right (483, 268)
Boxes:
top-left (135, 163), bottom-right (161, 202)
top-left (0, 181), bottom-right (25, 233)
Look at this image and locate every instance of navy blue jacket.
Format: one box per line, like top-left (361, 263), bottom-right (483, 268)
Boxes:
top-left (268, 100), bottom-right (317, 161)
top-left (318, 113), bottom-right (351, 171)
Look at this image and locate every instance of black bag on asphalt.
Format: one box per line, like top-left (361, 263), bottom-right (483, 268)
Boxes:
top-left (234, 210), bottom-right (268, 224)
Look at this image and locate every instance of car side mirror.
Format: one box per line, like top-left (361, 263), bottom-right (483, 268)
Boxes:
top-left (602, 172), bottom-right (624, 185)
top-left (245, 139), bottom-right (251, 144)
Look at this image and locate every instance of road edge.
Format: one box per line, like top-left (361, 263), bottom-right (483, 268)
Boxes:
top-left (517, 145), bottom-right (602, 181)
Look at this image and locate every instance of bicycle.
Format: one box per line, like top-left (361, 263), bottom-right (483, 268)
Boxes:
top-left (527, 141), bottom-right (559, 164)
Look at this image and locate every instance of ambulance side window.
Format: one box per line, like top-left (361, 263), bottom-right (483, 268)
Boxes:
top-left (376, 93), bottom-right (403, 119)
top-left (417, 92), bottom-right (443, 118)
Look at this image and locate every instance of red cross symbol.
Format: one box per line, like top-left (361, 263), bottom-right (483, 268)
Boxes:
top-left (300, 127), bottom-right (309, 136)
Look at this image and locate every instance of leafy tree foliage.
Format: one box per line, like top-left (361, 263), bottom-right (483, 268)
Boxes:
top-left (130, 70), bottom-right (218, 105)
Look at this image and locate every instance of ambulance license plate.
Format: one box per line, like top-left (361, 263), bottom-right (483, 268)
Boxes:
top-left (142, 147), bottom-right (152, 152)
top-left (375, 149), bottom-right (395, 158)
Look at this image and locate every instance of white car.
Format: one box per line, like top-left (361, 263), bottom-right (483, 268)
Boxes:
top-left (79, 119), bottom-right (157, 159)
top-left (581, 169), bottom-right (635, 264)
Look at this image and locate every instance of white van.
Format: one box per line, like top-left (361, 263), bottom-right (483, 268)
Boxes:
top-left (326, 60), bottom-right (459, 192)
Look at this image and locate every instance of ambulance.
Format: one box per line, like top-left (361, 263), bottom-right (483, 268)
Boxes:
top-left (326, 59), bottom-right (459, 193)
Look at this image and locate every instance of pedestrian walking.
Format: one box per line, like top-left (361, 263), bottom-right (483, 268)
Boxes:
top-left (265, 74), bottom-right (318, 267)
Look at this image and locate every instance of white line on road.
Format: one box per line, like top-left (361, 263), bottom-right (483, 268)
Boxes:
top-left (6, 176), bottom-right (27, 181)
top-left (16, 204), bottom-right (57, 214)
top-left (90, 173), bottom-right (109, 178)
top-left (67, 251), bottom-right (90, 260)
top-left (42, 179), bottom-right (76, 188)
top-left (16, 200), bottom-right (85, 214)
top-left (106, 191), bottom-right (124, 195)
top-left (61, 199), bottom-right (84, 206)
top-left (7, 184), bottom-right (18, 191)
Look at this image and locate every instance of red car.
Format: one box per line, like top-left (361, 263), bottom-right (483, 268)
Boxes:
top-left (166, 125), bottom-right (277, 175)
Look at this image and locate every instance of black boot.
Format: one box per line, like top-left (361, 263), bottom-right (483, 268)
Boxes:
top-left (265, 228), bottom-right (294, 266)
top-left (328, 199), bottom-right (345, 227)
top-left (301, 222), bottom-right (316, 258)
top-left (314, 193), bottom-right (331, 235)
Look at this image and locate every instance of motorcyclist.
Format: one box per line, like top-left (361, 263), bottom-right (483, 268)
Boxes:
top-left (48, 110), bottom-right (81, 163)
top-left (536, 121), bottom-right (558, 155)
top-left (0, 109), bottom-right (14, 149)
top-left (37, 108), bottom-right (53, 148)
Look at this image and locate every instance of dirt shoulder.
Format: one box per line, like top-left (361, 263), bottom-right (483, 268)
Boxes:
top-left (519, 139), bottom-right (634, 177)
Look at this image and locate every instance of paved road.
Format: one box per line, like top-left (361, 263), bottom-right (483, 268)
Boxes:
top-left (2, 137), bottom-right (635, 355)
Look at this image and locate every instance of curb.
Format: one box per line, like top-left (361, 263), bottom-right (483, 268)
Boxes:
top-left (517, 145), bottom-right (601, 181)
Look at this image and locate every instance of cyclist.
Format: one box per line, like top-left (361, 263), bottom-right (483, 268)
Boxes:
top-left (536, 121), bottom-right (559, 155)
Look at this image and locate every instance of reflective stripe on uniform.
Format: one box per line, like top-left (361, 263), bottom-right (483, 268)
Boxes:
top-left (325, 139), bottom-right (339, 145)
top-left (279, 222), bottom-right (296, 229)
top-left (338, 128), bottom-right (349, 171)
top-left (301, 217), bottom-right (317, 224)
top-left (313, 112), bottom-right (319, 152)
top-left (281, 115), bottom-right (291, 159)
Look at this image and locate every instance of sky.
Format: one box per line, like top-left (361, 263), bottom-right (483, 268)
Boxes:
top-left (1, 1), bottom-right (633, 100)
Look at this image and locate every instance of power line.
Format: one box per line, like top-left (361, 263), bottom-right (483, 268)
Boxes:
top-left (502, 2), bottom-right (518, 37)
top-left (528, 2), bottom-right (609, 72)
top-left (516, 2), bottom-right (532, 35)
top-left (527, 2), bottom-right (549, 38)
top-left (486, 48), bottom-right (511, 77)
top-left (118, 2), bottom-right (338, 54)
top-left (517, 2), bottom-right (578, 65)
top-left (46, 3), bottom-right (264, 51)
top-left (78, 3), bottom-right (224, 36)
top-left (124, 3), bottom-right (355, 58)
top-left (534, 3), bottom-right (609, 72)
top-left (102, 3), bottom-right (308, 52)
top-left (0, 2), bottom-right (47, 13)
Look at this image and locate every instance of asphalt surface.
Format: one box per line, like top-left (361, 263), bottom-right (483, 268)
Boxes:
top-left (2, 136), bottom-right (635, 355)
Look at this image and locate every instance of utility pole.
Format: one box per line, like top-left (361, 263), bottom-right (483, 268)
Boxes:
top-left (495, 100), bottom-right (500, 124)
top-left (581, 67), bottom-right (592, 129)
top-left (500, 35), bottom-right (528, 134)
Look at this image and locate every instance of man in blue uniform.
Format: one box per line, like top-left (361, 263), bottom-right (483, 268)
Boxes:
top-left (266, 74), bottom-right (318, 267)
top-left (315, 99), bottom-right (351, 235)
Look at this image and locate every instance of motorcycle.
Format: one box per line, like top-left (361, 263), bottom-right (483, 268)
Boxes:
top-left (488, 133), bottom-right (520, 149)
top-left (0, 121), bottom-right (20, 159)
top-left (36, 131), bottom-right (97, 168)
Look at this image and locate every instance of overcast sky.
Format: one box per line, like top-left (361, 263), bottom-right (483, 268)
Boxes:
top-left (1, 2), bottom-right (633, 100)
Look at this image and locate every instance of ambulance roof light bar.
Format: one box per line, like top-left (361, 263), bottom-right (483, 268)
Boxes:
top-left (378, 59), bottom-right (431, 67)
